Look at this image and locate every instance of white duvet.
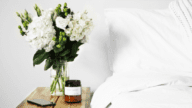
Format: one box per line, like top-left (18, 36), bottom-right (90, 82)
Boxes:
top-left (91, 0), bottom-right (192, 107)
top-left (91, 71), bottom-right (192, 108)
top-left (111, 85), bottom-right (192, 108)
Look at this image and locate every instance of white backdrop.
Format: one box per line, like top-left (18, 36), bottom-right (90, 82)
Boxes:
top-left (0, 0), bottom-right (172, 107)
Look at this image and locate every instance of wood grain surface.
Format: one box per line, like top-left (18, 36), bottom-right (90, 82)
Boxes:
top-left (17, 87), bottom-right (91, 108)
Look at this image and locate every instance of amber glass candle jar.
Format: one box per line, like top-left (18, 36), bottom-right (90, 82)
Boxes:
top-left (65, 80), bottom-right (82, 103)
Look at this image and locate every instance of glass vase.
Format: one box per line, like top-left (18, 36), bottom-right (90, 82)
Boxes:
top-left (50, 60), bottom-right (69, 96)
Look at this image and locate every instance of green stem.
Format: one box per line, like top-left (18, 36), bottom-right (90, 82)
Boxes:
top-left (50, 75), bottom-right (58, 93)
top-left (56, 64), bottom-right (62, 91)
top-left (50, 60), bottom-right (66, 95)
top-left (61, 76), bottom-right (64, 95)
top-left (57, 78), bottom-right (61, 91)
top-left (51, 80), bottom-right (57, 94)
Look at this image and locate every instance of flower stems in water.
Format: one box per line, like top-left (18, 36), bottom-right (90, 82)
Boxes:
top-left (50, 62), bottom-right (66, 95)
top-left (50, 60), bottom-right (70, 95)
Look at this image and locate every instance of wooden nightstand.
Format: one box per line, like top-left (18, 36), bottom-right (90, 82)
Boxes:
top-left (17, 87), bottom-right (93, 108)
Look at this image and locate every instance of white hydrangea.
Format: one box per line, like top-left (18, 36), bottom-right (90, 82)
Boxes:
top-left (26, 9), bottom-right (56, 52)
top-left (56, 10), bottom-right (94, 43)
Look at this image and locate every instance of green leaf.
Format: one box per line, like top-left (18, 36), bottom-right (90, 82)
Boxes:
top-left (54, 45), bottom-right (65, 53)
top-left (52, 62), bottom-right (57, 70)
top-left (59, 49), bottom-right (70, 56)
top-left (71, 43), bottom-right (77, 55)
top-left (44, 58), bottom-right (54, 70)
top-left (64, 56), bottom-right (69, 61)
top-left (67, 54), bottom-right (78, 62)
top-left (70, 42), bottom-right (82, 56)
top-left (33, 49), bottom-right (45, 60)
top-left (33, 49), bottom-right (49, 66)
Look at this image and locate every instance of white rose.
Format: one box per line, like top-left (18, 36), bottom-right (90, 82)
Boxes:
top-left (55, 16), bottom-right (70, 30)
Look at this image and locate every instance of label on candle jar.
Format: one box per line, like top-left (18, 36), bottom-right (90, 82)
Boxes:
top-left (65, 87), bottom-right (81, 96)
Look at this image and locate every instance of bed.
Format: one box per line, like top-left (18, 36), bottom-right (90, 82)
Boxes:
top-left (91, 0), bottom-right (192, 107)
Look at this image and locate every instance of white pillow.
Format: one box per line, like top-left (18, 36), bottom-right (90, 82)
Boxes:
top-left (105, 8), bottom-right (192, 75)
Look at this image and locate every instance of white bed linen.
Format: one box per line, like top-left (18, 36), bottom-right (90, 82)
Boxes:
top-left (169, 0), bottom-right (192, 37)
top-left (105, 8), bottom-right (192, 75)
top-left (91, 1), bottom-right (192, 107)
top-left (111, 85), bottom-right (192, 108)
top-left (91, 71), bottom-right (192, 108)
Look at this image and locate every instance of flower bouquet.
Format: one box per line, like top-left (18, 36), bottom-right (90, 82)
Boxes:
top-left (16, 2), bottom-right (93, 95)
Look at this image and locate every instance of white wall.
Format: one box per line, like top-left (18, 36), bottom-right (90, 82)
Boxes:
top-left (0, 0), bottom-right (173, 107)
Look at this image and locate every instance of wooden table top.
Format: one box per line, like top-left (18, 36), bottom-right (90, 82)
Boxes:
top-left (17, 87), bottom-right (92, 108)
